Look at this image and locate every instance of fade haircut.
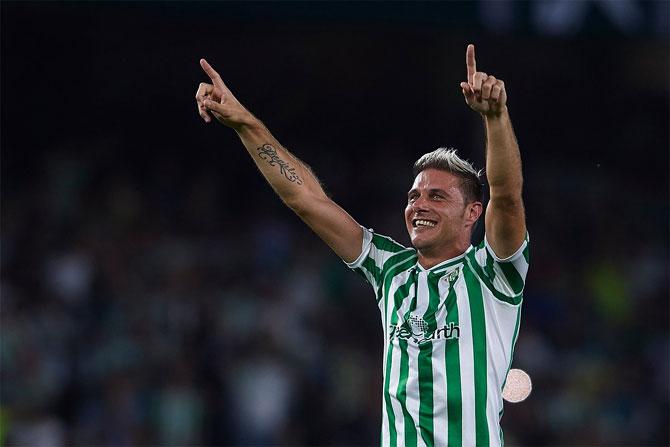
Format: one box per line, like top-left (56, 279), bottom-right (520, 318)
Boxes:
top-left (413, 147), bottom-right (484, 204)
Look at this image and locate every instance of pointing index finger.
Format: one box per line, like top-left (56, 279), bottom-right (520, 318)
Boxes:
top-left (466, 44), bottom-right (476, 85)
top-left (200, 58), bottom-right (226, 90)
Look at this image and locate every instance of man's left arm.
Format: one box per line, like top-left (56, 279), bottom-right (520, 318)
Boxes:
top-left (460, 44), bottom-right (526, 258)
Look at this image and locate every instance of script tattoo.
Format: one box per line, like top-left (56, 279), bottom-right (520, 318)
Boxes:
top-left (256, 144), bottom-right (304, 185)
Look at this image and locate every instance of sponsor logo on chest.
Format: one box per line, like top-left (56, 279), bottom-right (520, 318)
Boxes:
top-left (389, 318), bottom-right (460, 344)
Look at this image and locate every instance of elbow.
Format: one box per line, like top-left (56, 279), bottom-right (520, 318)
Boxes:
top-left (283, 191), bottom-right (323, 216)
top-left (489, 192), bottom-right (524, 212)
top-left (283, 194), bottom-right (307, 214)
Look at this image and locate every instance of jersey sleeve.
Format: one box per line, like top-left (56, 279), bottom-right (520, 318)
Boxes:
top-left (345, 227), bottom-right (414, 301)
top-left (469, 233), bottom-right (530, 306)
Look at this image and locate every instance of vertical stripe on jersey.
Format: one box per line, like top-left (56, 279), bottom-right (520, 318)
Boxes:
top-left (497, 305), bottom-right (522, 446)
top-left (397, 273), bottom-right (419, 447)
top-left (384, 272), bottom-right (415, 446)
top-left (464, 267), bottom-right (489, 446)
top-left (397, 337), bottom-right (418, 446)
top-left (444, 281), bottom-right (462, 446)
top-left (417, 274), bottom-right (440, 447)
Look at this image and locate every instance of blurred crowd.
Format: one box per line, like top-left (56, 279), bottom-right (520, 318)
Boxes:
top-left (2, 128), bottom-right (667, 445)
top-left (2, 3), bottom-right (669, 445)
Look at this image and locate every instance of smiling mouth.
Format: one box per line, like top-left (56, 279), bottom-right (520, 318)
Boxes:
top-left (412, 219), bottom-right (437, 228)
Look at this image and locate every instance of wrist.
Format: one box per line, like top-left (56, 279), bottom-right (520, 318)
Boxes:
top-left (234, 114), bottom-right (263, 135)
top-left (482, 106), bottom-right (509, 122)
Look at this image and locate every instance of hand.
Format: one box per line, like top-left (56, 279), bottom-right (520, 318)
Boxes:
top-left (195, 59), bottom-right (255, 129)
top-left (460, 44), bottom-right (507, 117)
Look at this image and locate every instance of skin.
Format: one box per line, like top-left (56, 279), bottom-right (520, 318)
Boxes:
top-left (195, 44), bottom-right (525, 269)
top-left (405, 169), bottom-right (482, 267)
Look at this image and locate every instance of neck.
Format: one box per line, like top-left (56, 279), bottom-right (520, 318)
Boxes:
top-left (416, 239), bottom-right (470, 269)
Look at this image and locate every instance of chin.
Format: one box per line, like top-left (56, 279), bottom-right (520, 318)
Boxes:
top-left (410, 235), bottom-right (434, 250)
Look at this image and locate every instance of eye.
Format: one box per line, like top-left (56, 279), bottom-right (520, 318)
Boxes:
top-left (431, 193), bottom-right (444, 200)
top-left (407, 194), bottom-right (418, 203)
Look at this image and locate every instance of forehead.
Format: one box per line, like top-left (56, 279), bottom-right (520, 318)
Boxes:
top-left (410, 168), bottom-right (461, 191)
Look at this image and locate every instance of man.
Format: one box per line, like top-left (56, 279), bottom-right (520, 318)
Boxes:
top-left (195, 44), bottom-right (528, 446)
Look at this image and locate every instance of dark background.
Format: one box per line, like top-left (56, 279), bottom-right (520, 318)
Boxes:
top-left (2, 1), bottom-right (668, 446)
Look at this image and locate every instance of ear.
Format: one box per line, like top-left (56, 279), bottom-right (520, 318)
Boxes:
top-left (465, 201), bottom-right (483, 227)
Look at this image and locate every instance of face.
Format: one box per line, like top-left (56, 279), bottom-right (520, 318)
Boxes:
top-left (405, 169), bottom-right (482, 253)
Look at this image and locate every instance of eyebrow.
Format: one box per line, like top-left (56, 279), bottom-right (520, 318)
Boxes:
top-left (407, 188), bottom-right (452, 197)
top-left (428, 188), bottom-right (450, 196)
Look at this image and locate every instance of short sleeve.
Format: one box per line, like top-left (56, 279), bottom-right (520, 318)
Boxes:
top-left (345, 227), bottom-right (415, 301)
top-left (469, 233), bottom-right (530, 306)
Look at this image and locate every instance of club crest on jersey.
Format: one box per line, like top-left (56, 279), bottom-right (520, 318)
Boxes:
top-left (390, 317), bottom-right (460, 344)
top-left (446, 268), bottom-right (459, 283)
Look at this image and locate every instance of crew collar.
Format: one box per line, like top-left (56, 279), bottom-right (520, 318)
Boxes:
top-left (414, 245), bottom-right (473, 273)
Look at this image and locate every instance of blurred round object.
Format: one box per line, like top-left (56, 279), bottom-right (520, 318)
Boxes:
top-left (502, 368), bottom-right (532, 403)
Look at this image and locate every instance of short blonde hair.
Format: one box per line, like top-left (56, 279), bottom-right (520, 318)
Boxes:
top-left (413, 148), bottom-right (483, 203)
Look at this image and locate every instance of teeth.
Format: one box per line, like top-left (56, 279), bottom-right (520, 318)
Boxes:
top-left (415, 219), bottom-right (436, 227)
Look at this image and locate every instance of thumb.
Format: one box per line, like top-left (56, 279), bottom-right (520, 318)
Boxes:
top-left (460, 82), bottom-right (475, 100)
top-left (204, 99), bottom-right (225, 114)
top-left (204, 99), bottom-right (226, 121)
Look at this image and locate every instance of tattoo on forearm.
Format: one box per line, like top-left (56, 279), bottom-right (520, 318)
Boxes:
top-left (256, 144), bottom-right (304, 185)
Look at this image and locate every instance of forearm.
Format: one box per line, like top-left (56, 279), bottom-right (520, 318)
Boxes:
top-left (235, 119), bottom-right (327, 209)
top-left (484, 107), bottom-right (523, 202)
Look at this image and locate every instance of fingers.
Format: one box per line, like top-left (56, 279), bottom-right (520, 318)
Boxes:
top-left (204, 99), bottom-right (225, 117)
top-left (466, 44), bottom-right (476, 85)
top-left (490, 80), bottom-right (504, 103)
top-left (460, 82), bottom-right (475, 104)
top-left (200, 58), bottom-right (226, 90)
top-left (481, 75), bottom-right (496, 101)
top-left (195, 82), bottom-right (214, 123)
top-left (472, 72), bottom-right (487, 99)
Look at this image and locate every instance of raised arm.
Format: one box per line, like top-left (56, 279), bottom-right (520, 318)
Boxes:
top-left (460, 45), bottom-right (526, 258)
top-left (195, 58), bottom-right (363, 262)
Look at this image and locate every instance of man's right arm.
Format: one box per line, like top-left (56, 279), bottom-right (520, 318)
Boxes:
top-left (195, 58), bottom-right (363, 263)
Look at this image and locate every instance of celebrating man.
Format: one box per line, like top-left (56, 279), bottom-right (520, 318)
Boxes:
top-left (196, 44), bottom-right (529, 446)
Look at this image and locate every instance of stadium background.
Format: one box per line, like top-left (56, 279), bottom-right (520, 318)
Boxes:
top-left (1, 1), bottom-right (668, 445)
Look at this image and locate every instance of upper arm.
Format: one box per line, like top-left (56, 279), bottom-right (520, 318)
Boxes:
top-left (290, 195), bottom-right (364, 263)
top-left (485, 195), bottom-right (526, 259)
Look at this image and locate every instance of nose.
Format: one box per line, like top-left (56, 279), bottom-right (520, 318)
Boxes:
top-left (411, 195), bottom-right (429, 213)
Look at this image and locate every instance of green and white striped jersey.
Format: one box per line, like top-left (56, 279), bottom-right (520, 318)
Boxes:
top-left (347, 227), bottom-right (530, 447)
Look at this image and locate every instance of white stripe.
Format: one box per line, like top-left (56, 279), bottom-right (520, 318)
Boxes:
top-left (431, 276), bottom-right (452, 446)
top-left (405, 342), bottom-right (423, 446)
top-left (404, 272), bottom-right (431, 447)
top-left (491, 262), bottom-right (518, 296)
top-left (385, 273), bottom-right (411, 445)
top-left (482, 288), bottom-right (519, 447)
top-left (455, 276), bottom-right (476, 445)
top-left (474, 246), bottom-right (488, 268)
top-left (387, 337), bottom-right (405, 445)
top-left (395, 278), bottom-right (417, 445)
top-left (514, 256), bottom-right (529, 280)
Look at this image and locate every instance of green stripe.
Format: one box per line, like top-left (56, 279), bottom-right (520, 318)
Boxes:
top-left (357, 257), bottom-right (382, 289)
top-left (372, 233), bottom-right (407, 253)
top-left (464, 266), bottom-right (489, 446)
top-left (418, 343), bottom-right (434, 447)
top-left (502, 308), bottom-right (522, 390)
top-left (384, 275), bottom-right (415, 447)
top-left (398, 277), bottom-right (419, 447)
top-left (522, 244), bottom-right (530, 264)
top-left (465, 254), bottom-right (522, 306)
top-left (380, 254), bottom-right (417, 330)
top-left (383, 257), bottom-right (417, 313)
top-left (397, 339), bottom-right (418, 446)
top-left (499, 307), bottom-right (521, 446)
top-left (445, 283), bottom-right (462, 446)
top-left (381, 249), bottom-right (416, 276)
top-left (427, 255), bottom-right (468, 275)
top-left (416, 274), bottom-right (442, 447)
top-left (384, 340), bottom-right (398, 447)
top-left (497, 262), bottom-right (524, 294)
